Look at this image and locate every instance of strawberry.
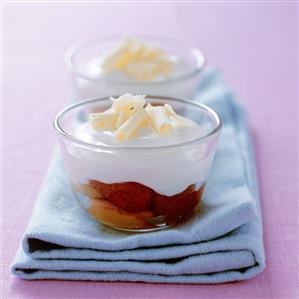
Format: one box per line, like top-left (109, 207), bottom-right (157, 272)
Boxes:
top-left (89, 180), bottom-right (116, 198)
top-left (88, 199), bottom-right (155, 230)
top-left (109, 182), bottom-right (153, 213)
top-left (152, 184), bottom-right (204, 223)
top-left (89, 180), bottom-right (153, 213)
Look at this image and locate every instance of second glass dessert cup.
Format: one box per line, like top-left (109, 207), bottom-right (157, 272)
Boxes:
top-left (54, 96), bottom-right (221, 232)
top-left (65, 35), bottom-right (205, 101)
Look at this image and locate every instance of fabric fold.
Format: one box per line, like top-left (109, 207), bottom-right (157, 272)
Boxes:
top-left (11, 70), bottom-right (265, 283)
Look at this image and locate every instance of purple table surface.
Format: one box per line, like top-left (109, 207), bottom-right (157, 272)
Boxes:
top-left (2, 2), bottom-right (298, 299)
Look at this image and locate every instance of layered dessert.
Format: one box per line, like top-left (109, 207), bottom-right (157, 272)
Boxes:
top-left (66, 36), bottom-right (205, 100)
top-left (66, 94), bottom-right (211, 231)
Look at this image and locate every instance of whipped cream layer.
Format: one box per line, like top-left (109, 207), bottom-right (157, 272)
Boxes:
top-left (75, 117), bottom-right (202, 147)
top-left (64, 120), bottom-right (213, 197)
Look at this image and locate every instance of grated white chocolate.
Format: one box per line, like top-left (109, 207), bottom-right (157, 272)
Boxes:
top-left (146, 104), bottom-right (172, 134)
top-left (101, 38), bottom-right (175, 81)
top-left (89, 94), bottom-right (190, 142)
top-left (89, 111), bottom-right (119, 130)
top-left (115, 109), bottom-right (149, 142)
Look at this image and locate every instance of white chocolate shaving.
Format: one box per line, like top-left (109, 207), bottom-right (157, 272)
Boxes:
top-left (164, 103), bottom-right (176, 116)
top-left (165, 103), bottom-right (189, 128)
top-left (115, 109), bottom-right (148, 142)
top-left (111, 93), bottom-right (145, 112)
top-left (89, 111), bottom-right (119, 130)
top-left (101, 41), bottom-right (131, 73)
top-left (100, 38), bottom-right (175, 81)
top-left (146, 105), bottom-right (172, 134)
top-left (116, 111), bottom-right (127, 128)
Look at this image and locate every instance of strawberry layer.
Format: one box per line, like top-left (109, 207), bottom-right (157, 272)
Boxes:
top-left (79, 181), bottom-right (205, 228)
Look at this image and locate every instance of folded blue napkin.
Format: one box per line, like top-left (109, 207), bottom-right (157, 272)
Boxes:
top-left (11, 70), bottom-right (265, 284)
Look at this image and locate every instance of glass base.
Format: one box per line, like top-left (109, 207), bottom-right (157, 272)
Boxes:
top-left (102, 223), bottom-right (170, 233)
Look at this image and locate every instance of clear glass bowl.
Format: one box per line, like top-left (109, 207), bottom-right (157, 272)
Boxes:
top-left (54, 96), bottom-right (221, 232)
top-left (65, 35), bottom-right (206, 101)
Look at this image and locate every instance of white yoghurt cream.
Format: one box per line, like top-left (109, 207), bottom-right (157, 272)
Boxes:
top-left (65, 94), bottom-right (212, 196)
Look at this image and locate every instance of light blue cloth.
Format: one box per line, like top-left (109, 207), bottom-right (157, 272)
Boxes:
top-left (11, 70), bottom-right (265, 283)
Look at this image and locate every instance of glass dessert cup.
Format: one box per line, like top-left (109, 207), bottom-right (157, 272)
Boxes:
top-left (65, 35), bottom-right (206, 101)
top-left (54, 96), bottom-right (221, 232)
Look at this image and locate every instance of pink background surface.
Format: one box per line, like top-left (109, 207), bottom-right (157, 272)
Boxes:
top-left (2, 2), bottom-right (298, 299)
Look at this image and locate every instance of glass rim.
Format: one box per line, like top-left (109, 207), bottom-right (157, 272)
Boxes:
top-left (64, 34), bottom-right (206, 85)
top-left (53, 96), bottom-right (222, 151)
